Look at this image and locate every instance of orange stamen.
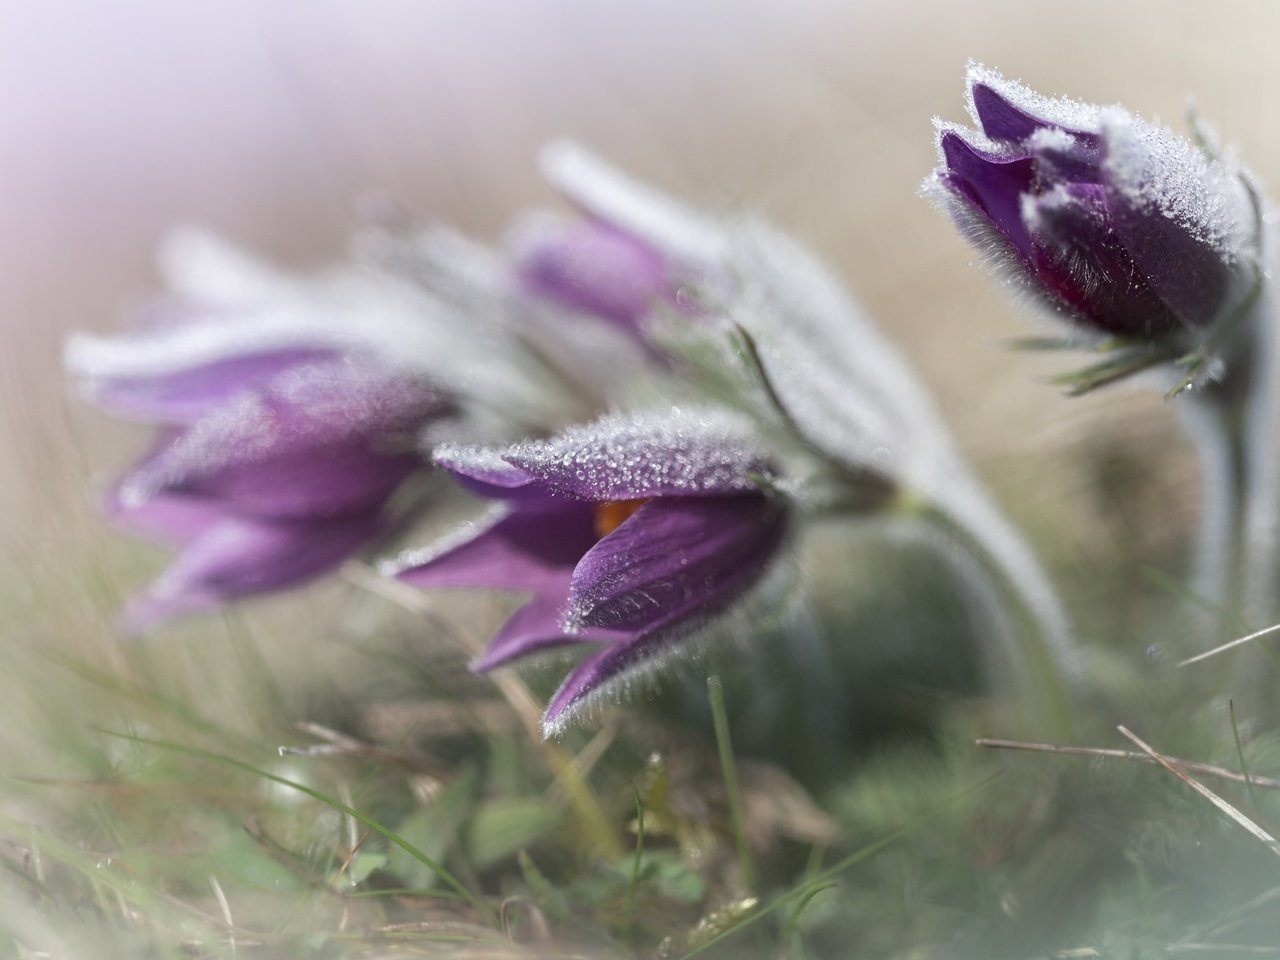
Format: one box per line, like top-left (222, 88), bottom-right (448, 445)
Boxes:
top-left (593, 498), bottom-right (650, 538)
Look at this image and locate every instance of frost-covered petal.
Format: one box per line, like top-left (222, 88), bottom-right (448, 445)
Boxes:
top-left (1098, 110), bottom-right (1251, 328)
top-left (120, 356), bottom-right (441, 520)
top-left (121, 511), bottom-right (382, 632)
top-left (504, 408), bottom-right (770, 501)
top-left (509, 215), bottom-right (670, 332)
top-left (566, 495), bottom-right (786, 633)
top-left (539, 142), bottom-right (728, 270)
top-left (938, 131), bottom-right (1036, 256)
top-left (432, 444), bottom-right (548, 500)
top-left (393, 503), bottom-right (598, 591)
top-left (85, 347), bottom-right (332, 423)
top-left (965, 62), bottom-right (1100, 142)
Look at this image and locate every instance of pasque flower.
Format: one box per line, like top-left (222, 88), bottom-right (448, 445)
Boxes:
top-left (93, 352), bottom-right (444, 631)
top-left (928, 64), bottom-right (1261, 391)
top-left (67, 235), bottom-right (451, 629)
top-left (389, 408), bottom-right (787, 734)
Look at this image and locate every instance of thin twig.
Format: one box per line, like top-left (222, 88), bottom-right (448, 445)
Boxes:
top-left (209, 874), bottom-right (236, 957)
top-left (976, 738), bottom-right (1280, 790)
top-left (1116, 726), bottom-right (1280, 858)
top-left (1177, 621), bottom-right (1280, 667)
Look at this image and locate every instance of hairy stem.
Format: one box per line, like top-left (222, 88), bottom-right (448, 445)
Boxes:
top-left (917, 481), bottom-right (1079, 738)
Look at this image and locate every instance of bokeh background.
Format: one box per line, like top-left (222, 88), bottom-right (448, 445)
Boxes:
top-left (2, 2), bottom-right (1279, 948)
top-left (9, 0), bottom-right (1277, 562)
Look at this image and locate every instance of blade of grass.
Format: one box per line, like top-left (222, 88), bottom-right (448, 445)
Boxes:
top-left (623, 788), bottom-right (645, 945)
top-left (708, 675), bottom-right (754, 894)
top-left (95, 728), bottom-right (491, 920)
top-left (1229, 700), bottom-right (1263, 815)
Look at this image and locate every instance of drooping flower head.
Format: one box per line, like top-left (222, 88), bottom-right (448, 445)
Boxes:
top-left (927, 64), bottom-right (1263, 392)
top-left (67, 235), bottom-right (457, 629)
top-left (389, 408), bottom-right (788, 735)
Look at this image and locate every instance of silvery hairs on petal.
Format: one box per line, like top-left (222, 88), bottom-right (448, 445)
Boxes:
top-left (66, 229), bottom-right (580, 433)
top-left (358, 219), bottom-right (653, 418)
top-left (540, 141), bottom-right (729, 271)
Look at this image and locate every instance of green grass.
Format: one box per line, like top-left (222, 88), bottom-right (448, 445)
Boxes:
top-left (9, 446), bottom-right (1280, 959)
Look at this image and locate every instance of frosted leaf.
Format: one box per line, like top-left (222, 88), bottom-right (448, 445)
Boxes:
top-left (722, 219), bottom-right (965, 503)
top-left (68, 230), bottom-right (582, 431)
top-left (539, 141), bottom-right (729, 271)
top-left (505, 406), bottom-right (770, 500)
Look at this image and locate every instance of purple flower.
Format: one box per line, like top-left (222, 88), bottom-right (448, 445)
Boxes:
top-left (508, 216), bottom-right (673, 336)
top-left (390, 409), bottom-right (787, 734)
top-left (928, 64), bottom-right (1258, 360)
top-left (66, 233), bottom-right (452, 630)
top-left (106, 353), bottom-right (445, 630)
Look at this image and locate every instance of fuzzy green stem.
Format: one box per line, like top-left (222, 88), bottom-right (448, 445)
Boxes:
top-left (915, 493), bottom-right (1078, 739)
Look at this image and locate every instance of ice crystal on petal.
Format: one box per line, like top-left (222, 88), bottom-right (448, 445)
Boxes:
top-left (504, 407), bottom-right (770, 500)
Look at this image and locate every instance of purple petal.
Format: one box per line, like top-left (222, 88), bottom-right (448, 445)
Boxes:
top-left (511, 217), bottom-right (670, 333)
top-left (939, 131), bottom-right (1036, 257)
top-left (567, 495), bottom-right (786, 634)
top-left (965, 64), bottom-right (1100, 143)
top-left (504, 408), bottom-right (770, 501)
top-left (970, 83), bottom-right (1100, 145)
top-left (469, 587), bottom-right (611, 673)
top-left (121, 511), bottom-right (382, 631)
top-left (395, 502), bottom-right (598, 591)
top-left (433, 445), bottom-right (544, 501)
top-left (1099, 120), bottom-right (1237, 329)
top-left (1026, 184), bottom-right (1182, 338)
top-left (123, 357), bottom-right (440, 520)
top-left (89, 347), bottom-right (332, 423)
top-left (107, 489), bottom-right (228, 545)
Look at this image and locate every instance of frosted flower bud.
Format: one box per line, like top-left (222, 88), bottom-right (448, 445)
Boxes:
top-left (926, 64), bottom-right (1263, 392)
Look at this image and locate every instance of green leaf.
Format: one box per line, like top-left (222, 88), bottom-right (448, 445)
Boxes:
top-left (386, 764), bottom-right (478, 889)
top-left (464, 797), bottom-right (563, 871)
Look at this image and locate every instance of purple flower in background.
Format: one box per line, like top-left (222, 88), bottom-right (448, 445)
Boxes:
top-left (68, 269), bottom-right (448, 630)
top-left (390, 409), bottom-right (787, 734)
top-left (928, 64), bottom-right (1259, 363)
top-left (107, 353), bottom-right (443, 629)
top-left (509, 216), bottom-right (673, 336)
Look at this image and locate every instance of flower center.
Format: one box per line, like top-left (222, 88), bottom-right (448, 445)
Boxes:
top-left (593, 498), bottom-right (650, 538)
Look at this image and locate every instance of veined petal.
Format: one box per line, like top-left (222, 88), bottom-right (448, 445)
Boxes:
top-left (393, 502), bottom-right (598, 590)
top-left (121, 511), bottom-right (382, 632)
top-left (121, 357), bottom-right (440, 520)
top-left (1025, 183), bottom-right (1182, 338)
top-left (504, 408), bottom-right (770, 501)
top-left (566, 495), bottom-right (786, 634)
top-left (469, 588), bottom-right (614, 673)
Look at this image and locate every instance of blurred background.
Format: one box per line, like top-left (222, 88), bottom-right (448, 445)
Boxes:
top-left (8, 0), bottom-right (1278, 564)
